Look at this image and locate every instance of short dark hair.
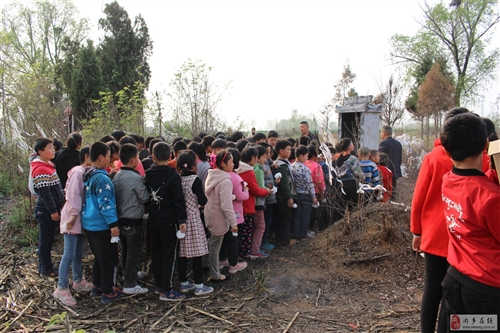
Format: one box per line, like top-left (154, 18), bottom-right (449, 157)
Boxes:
top-left (440, 113), bottom-right (486, 162)
top-left (295, 145), bottom-right (308, 158)
top-left (79, 146), bottom-right (90, 164)
top-left (258, 141), bottom-right (270, 149)
top-left (53, 139), bottom-right (63, 151)
top-left (236, 139), bottom-right (249, 152)
top-left (119, 143), bottom-right (138, 165)
top-left (241, 146), bottom-right (258, 163)
top-left (482, 117), bottom-right (499, 142)
top-left (202, 135), bottom-right (215, 149)
top-left (129, 134), bottom-right (140, 144)
top-left (149, 138), bottom-right (162, 153)
top-left (444, 107), bottom-right (469, 123)
top-left (275, 139), bottom-right (291, 154)
top-left (153, 142), bottom-right (170, 162)
top-left (173, 140), bottom-right (188, 153)
top-left (267, 130), bottom-right (279, 139)
top-left (90, 141), bottom-right (110, 162)
top-left (100, 135), bottom-right (115, 143)
top-left (187, 141), bottom-right (207, 162)
top-left (192, 136), bottom-right (202, 143)
top-left (198, 132), bottom-right (207, 138)
top-left (177, 150), bottom-right (197, 175)
top-left (227, 142), bottom-right (237, 148)
top-left (119, 135), bottom-right (136, 145)
top-left (290, 147), bottom-right (296, 160)
top-left (34, 137), bottom-right (53, 155)
top-left (307, 145), bottom-right (318, 158)
top-left (227, 148), bottom-right (241, 169)
top-left (287, 137), bottom-right (296, 147)
top-left (67, 132), bottom-right (82, 150)
top-left (381, 125), bottom-right (392, 136)
top-left (107, 141), bottom-right (120, 155)
top-left (300, 121), bottom-right (309, 126)
top-left (369, 149), bottom-right (379, 158)
top-left (172, 137), bottom-right (184, 145)
top-left (111, 130), bottom-right (126, 142)
top-left (231, 131), bottom-right (244, 142)
top-left (255, 145), bottom-right (267, 158)
top-left (215, 150), bottom-right (232, 169)
top-left (212, 138), bottom-right (227, 149)
top-left (298, 135), bottom-right (311, 146)
top-left (145, 136), bottom-right (155, 151)
top-left (253, 132), bottom-right (266, 142)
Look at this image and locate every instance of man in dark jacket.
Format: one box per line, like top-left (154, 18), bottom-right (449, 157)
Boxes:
top-left (378, 125), bottom-right (402, 198)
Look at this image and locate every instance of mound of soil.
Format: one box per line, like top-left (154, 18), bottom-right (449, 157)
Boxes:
top-left (0, 194), bottom-right (425, 332)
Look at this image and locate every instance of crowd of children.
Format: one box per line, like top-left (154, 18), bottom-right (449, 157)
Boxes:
top-left (31, 125), bottom-right (403, 307)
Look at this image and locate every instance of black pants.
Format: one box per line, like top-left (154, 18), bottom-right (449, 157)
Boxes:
top-left (274, 200), bottom-right (293, 246)
top-left (337, 179), bottom-right (358, 219)
top-left (421, 253), bottom-right (448, 333)
top-left (148, 220), bottom-right (178, 292)
top-left (219, 230), bottom-right (239, 266)
top-left (442, 272), bottom-right (500, 333)
top-left (35, 207), bottom-right (57, 275)
top-left (85, 229), bottom-right (118, 295)
top-left (178, 256), bottom-right (203, 285)
top-left (119, 225), bottom-right (142, 288)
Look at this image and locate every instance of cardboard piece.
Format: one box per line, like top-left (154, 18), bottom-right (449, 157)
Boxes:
top-left (487, 140), bottom-right (500, 184)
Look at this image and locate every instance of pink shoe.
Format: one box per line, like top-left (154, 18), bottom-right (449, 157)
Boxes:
top-left (218, 259), bottom-right (229, 269)
top-left (72, 279), bottom-right (93, 292)
top-left (228, 261), bottom-right (248, 274)
top-left (53, 288), bottom-right (77, 306)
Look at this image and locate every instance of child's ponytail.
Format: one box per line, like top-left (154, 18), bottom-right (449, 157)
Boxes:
top-left (177, 150), bottom-right (197, 175)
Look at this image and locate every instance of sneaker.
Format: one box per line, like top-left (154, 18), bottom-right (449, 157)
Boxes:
top-left (194, 284), bottom-right (214, 296)
top-left (101, 288), bottom-right (124, 305)
top-left (137, 271), bottom-right (147, 279)
top-left (159, 289), bottom-right (186, 301)
top-left (90, 286), bottom-right (102, 297)
top-left (122, 285), bottom-right (148, 294)
top-left (307, 230), bottom-right (316, 238)
top-left (53, 288), bottom-right (77, 307)
top-left (228, 261), bottom-right (248, 274)
top-left (41, 268), bottom-right (58, 278)
top-left (260, 242), bottom-right (274, 251)
top-left (180, 282), bottom-right (195, 293)
top-left (155, 287), bottom-right (161, 295)
top-left (72, 279), bottom-right (93, 292)
top-left (248, 251), bottom-right (269, 260)
top-left (218, 259), bottom-right (229, 269)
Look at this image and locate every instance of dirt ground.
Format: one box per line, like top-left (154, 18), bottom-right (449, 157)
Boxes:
top-left (0, 178), bottom-right (425, 333)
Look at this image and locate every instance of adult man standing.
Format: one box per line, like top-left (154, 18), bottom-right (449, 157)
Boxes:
top-left (378, 125), bottom-right (402, 197)
top-left (298, 121), bottom-right (318, 143)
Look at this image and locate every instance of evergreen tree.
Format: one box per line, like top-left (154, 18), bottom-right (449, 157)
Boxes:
top-left (70, 40), bottom-right (102, 122)
top-left (97, 1), bottom-right (153, 99)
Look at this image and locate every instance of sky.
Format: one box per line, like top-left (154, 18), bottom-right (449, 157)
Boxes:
top-left (73, 0), bottom-right (500, 128)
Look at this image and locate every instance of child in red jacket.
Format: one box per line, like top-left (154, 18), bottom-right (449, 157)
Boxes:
top-left (440, 112), bottom-right (500, 325)
top-left (236, 146), bottom-right (272, 258)
top-left (378, 153), bottom-right (393, 203)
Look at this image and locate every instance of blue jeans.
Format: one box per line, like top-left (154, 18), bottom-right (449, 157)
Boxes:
top-left (58, 234), bottom-right (86, 289)
top-left (292, 193), bottom-right (313, 239)
top-left (35, 208), bottom-right (57, 274)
